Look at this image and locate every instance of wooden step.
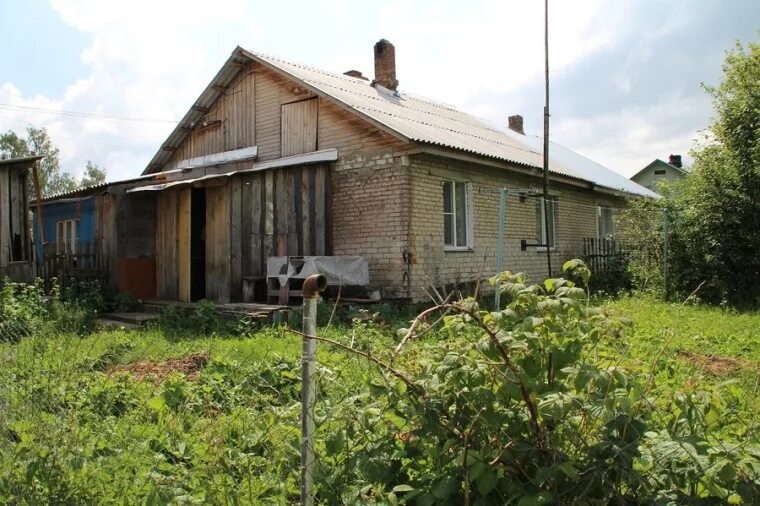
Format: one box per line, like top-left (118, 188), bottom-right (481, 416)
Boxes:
top-left (96, 318), bottom-right (139, 330)
top-left (100, 312), bottom-right (160, 326)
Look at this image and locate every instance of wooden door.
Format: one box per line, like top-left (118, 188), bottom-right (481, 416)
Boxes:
top-left (281, 98), bottom-right (317, 157)
top-left (156, 190), bottom-right (179, 299)
top-left (205, 184), bottom-right (231, 302)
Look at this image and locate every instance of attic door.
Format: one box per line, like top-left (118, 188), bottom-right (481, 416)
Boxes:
top-left (281, 98), bottom-right (317, 157)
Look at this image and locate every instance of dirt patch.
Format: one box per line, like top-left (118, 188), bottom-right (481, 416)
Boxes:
top-left (676, 350), bottom-right (754, 376)
top-left (108, 352), bottom-right (209, 382)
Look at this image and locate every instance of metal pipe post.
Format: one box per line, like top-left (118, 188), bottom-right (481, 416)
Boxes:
top-left (301, 274), bottom-right (326, 506)
top-left (494, 188), bottom-right (507, 310)
top-left (662, 208), bottom-right (669, 300)
top-left (542, 0), bottom-right (552, 278)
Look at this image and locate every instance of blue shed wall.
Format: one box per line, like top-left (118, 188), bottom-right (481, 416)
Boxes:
top-left (33, 197), bottom-right (96, 258)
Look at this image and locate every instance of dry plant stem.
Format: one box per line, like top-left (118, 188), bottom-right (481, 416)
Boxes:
top-left (463, 407), bottom-right (486, 506)
top-left (392, 297), bottom-right (452, 359)
top-left (287, 328), bottom-right (425, 398)
top-left (326, 278), bottom-right (343, 328)
top-left (489, 441), bottom-right (515, 466)
top-left (449, 304), bottom-right (543, 441)
top-left (473, 252), bottom-right (488, 301)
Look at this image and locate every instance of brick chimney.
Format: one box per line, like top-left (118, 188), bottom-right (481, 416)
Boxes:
top-left (373, 39), bottom-right (398, 91)
top-left (508, 115), bottom-right (524, 135)
top-left (668, 154), bottom-right (683, 168)
top-left (344, 70), bottom-right (369, 81)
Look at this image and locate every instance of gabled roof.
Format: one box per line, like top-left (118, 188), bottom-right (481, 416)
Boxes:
top-left (631, 159), bottom-right (689, 180)
top-left (144, 46), bottom-right (657, 198)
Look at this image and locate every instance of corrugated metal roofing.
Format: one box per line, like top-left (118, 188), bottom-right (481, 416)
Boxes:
top-left (0, 155), bottom-right (43, 166)
top-left (37, 173), bottom-right (156, 203)
top-left (143, 46), bottom-right (656, 198)
top-left (131, 148), bottom-right (338, 193)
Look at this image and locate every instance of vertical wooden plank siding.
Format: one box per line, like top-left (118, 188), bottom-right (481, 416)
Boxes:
top-left (95, 194), bottom-right (118, 274)
top-left (177, 189), bottom-right (192, 302)
top-left (21, 173), bottom-right (30, 262)
top-left (165, 65), bottom-right (256, 164)
top-left (156, 190), bottom-right (179, 299)
top-left (229, 176), bottom-right (242, 299)
top-left (314, 169), bottom-right (326, 255)
top-left (9, 172), bottom-right (20, 260)
top-left (205, 183), bottom-right (231, 303)
top-left (234, 164), bottom-right (331, 295)
top-left (0, 169), bottom-right (10, 267)
top-left (250, 175), bottom-right (263, 278)
top-left (281, 98), bottom-right (318, 157)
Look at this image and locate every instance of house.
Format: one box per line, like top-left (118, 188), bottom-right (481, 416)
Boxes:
top-left (630, 155), bottom-right (688, 191)
top-left (39, 39), bottom-right (656, 302)
top-left (0, 155), bottom-right (39, 281)
top-left (31, 175), bottom-right (159, 298)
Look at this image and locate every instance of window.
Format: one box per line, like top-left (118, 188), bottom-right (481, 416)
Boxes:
top-left (443, 180), bottom-right (471, 249)
top-left (597, 206), bottom-right (614, 239)
top-left (535, 197), bottom-right (556, 249)
top-left (654, 169), bottom-right (667, 175)
top-left (56, 220), bottom-right (77, 254)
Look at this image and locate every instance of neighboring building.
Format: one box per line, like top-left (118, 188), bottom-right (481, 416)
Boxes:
top-left (630, 155), bottom-right (688, 191)
top-left (38, 39), bottom-right (656, 302)
top-left (0, 155), bottom-right (39, 281)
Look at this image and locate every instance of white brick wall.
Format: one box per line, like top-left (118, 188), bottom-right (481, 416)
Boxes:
top-left (332, 152), bottom-right (625, 301)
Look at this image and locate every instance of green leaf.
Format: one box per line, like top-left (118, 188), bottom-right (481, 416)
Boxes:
top-left (392, 484), bottom-right (414, 493)
top-left (475, 469), bottom-right (498, 495)
top-left (432, 476), bottom-right (458, 499)
top-left (147, 395), bottom-right (166, 412)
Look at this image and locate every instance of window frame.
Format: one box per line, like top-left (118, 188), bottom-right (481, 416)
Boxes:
top-left (536, 196), bottom-right (557, 251)
top-left (596, 205), bottom-right (614, 240)
top-left (56, 219), bottom-right (78, 254)
top-left (442, 179), bottom-right (473, 251)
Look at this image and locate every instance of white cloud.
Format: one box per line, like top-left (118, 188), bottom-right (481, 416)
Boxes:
top-left (551, 93), bottom-right (709, 176)
top-left (1, 0), bottom-right (740, 181)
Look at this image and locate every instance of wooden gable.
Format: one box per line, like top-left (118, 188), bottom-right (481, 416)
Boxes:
top-left (160, 62), bottom-right (404, 172)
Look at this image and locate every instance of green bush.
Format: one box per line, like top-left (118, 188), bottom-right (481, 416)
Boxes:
top-left (314, 260), bottom-right (759, 503)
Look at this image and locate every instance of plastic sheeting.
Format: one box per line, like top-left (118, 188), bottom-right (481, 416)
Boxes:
top-left (267, 256), bottom-right (369, 286)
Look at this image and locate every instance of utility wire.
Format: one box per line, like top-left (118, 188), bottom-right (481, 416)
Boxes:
top-left (0, 103), bottom-right (179, 124)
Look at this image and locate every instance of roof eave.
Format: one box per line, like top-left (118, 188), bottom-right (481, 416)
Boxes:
top-left (141, 47), bottom-right (252, 175)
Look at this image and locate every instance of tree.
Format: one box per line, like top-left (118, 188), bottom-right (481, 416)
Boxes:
top-left (81, 161), bottom-right (106, 188)
top-left (657, 39), bottom-right (760, 305)
top-left (0, 126), bottom-right (105, 196)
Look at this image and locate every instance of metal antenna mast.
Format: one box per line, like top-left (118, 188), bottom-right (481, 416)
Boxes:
top-left (541, 0), bottom-right (552, 277)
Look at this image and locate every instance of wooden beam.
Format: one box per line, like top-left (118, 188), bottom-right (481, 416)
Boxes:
top-left (32, 160), bottom-right (46, 246)
top-left (191, 105), bottom-right (210, 113)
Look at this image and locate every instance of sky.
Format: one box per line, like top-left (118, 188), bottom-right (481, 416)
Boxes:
top-left (0, 0), bottom-right (758, 182)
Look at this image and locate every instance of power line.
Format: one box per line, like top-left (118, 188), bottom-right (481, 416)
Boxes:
top-left (0, 103), bottom-right (179, 124)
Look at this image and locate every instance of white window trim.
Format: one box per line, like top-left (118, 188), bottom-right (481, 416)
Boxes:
top-left (56, 219), bottom-right (78, 254)
top-left (536, 197), bottom-right (556, 252)
top-left (443, 179), bottom-right (474, 252)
